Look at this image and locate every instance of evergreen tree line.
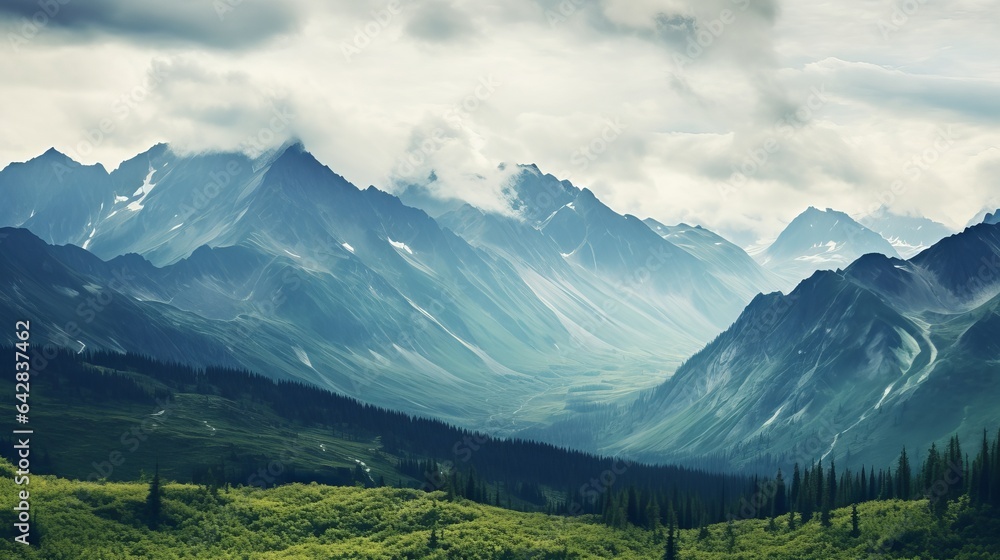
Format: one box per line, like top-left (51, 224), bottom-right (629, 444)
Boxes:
top-left (11, 346), bottom-right (999, 535)
top-left (7, 347), bottom-right (757, 525)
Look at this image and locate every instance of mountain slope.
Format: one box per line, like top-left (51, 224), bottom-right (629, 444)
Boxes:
top-left (858, 206), bottom-right (954, 259)
top-left (643, 218), bottom-right (782, 303)
top-left (756, 206), bottom-right (901, 288)
top-left (432, 166), bottom-right (782, 408)
top-left (601, 223), bottom-right (1000, 469)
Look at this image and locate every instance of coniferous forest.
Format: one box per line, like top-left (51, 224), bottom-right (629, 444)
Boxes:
top-left (2, 347), bottom-right (1000, 558)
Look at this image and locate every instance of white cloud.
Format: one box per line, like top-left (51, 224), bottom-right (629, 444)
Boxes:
top-left (1, 0), bottom-right (997, 243)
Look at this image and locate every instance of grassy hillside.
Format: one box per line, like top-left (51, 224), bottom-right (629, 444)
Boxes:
top-left (2, 459), bottom-right (999, 559)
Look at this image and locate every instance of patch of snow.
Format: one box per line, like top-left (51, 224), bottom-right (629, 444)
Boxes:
top-left (293, 346), bottom-right (313, 367)
top-left (81, 227), bottom-right (97, 249)
top-left (761, 405), bottom-right (784, 429)
top-left (126, 167), bottom-right (157, 211)
top-left (342, 242), bottom-right (355, 253)
top-left (115, 195), bottom-right (129, 203)
top-left (874, 383), bottom-right (894, 409)
top-left (283, 248), bottom-right (301, 259)
top-left (169, 223), bottom-right (184, 232)
top-left (388, 238), bottom-right (413, 255)
top-left (53, 285), bottom-right (79, 297)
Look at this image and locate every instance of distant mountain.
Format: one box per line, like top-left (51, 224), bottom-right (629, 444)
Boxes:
top-left (591, 223), bottom-right (1000, 469)
top-left (0, 145), bottom-right (584, 427)
top-left (858, 206), bottom-right (954, 259)
top-left (984, 209), bottom-right (1000, 225)
top-left (756, 206), bottom-right (900, 287)
top-left (0, 148), bottom-right (119, 248)
top-left (0, 146), bottom-right (766, 434)
top-left (643, 219), bottom-right (783, 303)
top-left (433, 165), bottom-right (782, 410)
top-left (967, 206), bottom-right (1000, 228)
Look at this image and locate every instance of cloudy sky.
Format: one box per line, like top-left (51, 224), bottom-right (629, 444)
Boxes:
top-left (2, 0), bottom-right (998, 245)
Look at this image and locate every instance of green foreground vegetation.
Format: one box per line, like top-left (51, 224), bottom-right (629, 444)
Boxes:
top-left (2, 459), bottom-right (999, 559)
top-left (4, 349), bottom-right (1000, 557)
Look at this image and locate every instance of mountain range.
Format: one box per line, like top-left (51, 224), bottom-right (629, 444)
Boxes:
top-left (0, 144), bottom-right (775, 434)
top-left (541, 221), bottom-right (1000, 469)
top-left (751, 207), bottom-right (901, 289)
top-left (2, 142), bottom-right (997, 471)
top-left (857, 206), bottom-right (955, 259)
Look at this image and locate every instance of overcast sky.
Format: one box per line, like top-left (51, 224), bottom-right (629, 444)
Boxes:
top-left (2, 0), bottom-right (998, 245)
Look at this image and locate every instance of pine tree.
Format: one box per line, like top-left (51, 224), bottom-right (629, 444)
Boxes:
top-left (850, 503), bottom-right (860, 537)
top-left (800, 467), bottom-right (814, 523)
top-left (663, 507), bottom-right (677, 560)
top-left (821, 461), bottom-right (835, 527)
top-left (646, 495), bottom-right (662, 531)
top-left (790, 463), bottom-right (801, 508)
top-left (428, 526), bottom-right (439, 549)
top-left (992, 429), bottom-right (1000, 507)
top-left (697, 525), bottom-right (710, 541)
top-left (827, 460), bottom-right (838, 510)
top-left (772, 469), bottom-right (788, 517)
top-left (868, 468), bottom-right (876, 502)
top-left (145, 462), bottom-right (162, 529)
top-left (947, 435), bottom-right (964, 502)
top-left (787, 509), bottom-right (796, 531)
top-left (897, 447), bottom-right (912, 500)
